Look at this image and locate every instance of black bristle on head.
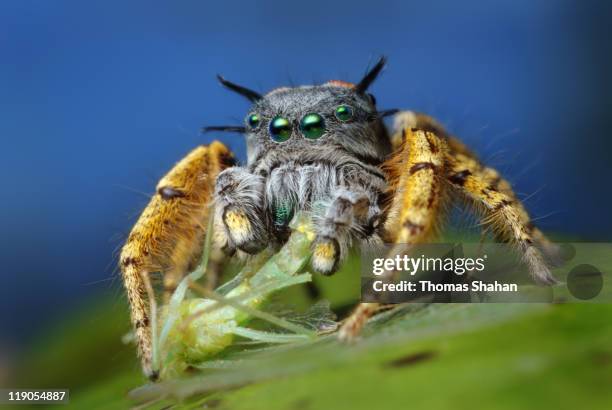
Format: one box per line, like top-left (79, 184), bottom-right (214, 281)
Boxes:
top-left (377, 108), bottom-right (399, 118)
top-left (201, 125), bottom-right (247, 134)
top-left (216, 75), bottom-right (262, 102)
top-left (355, 56), bottom-right (387, 94)
top-left (367, 108), bottom-right (399, 122)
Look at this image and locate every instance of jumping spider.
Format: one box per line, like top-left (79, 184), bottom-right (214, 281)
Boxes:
top-left (120, 57), bottom-right (559, 380)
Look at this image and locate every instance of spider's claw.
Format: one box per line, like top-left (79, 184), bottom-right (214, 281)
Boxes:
top-left (215, 167), bottom-right (269, 255)
top-left (524, 246), bottom-right (561, 286)
top-left (310, 237), bottom-right (341, 276)
top-left (533, 270), bottom-right (561, 286)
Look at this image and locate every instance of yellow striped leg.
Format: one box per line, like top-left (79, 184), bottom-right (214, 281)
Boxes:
top-left (119, 141), bottom-right (234, 379)
top-left (339, 128), bottom-right (448, 341)
top-left (446, 151), bottom-right (557, 284)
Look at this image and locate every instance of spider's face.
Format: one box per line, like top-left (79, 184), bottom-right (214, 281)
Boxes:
top-left (242, 83), bottom-right (391, 166)
top-left (209, 58), bottom-right (393, 167)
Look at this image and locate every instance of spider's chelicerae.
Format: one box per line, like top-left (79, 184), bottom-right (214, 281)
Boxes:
top-left (120, 57), bottom-right (559, 380)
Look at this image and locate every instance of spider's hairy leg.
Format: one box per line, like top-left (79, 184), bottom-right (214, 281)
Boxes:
top-left (339, 128), bottom-right (448, 341)
top-left (383, 128), bottom-right (448, 242)
top-left (390, 112), bottom-right (559, 261)
top-left (120, 141), bottom-right (235, 380)
top-left (214, 167), bottom-right (269, 254)
top-left (479, 166), bottom-right (561, 263)
top-left (311, 188), bottom-right (378, 275)
top-left (337, 303), bottom-right (382, 341)
top-left (389, 111), bottom-right (450, 150)
top-left (446, 152), bottom-right (558, 284)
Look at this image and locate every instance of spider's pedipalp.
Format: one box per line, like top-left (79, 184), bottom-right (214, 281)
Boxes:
top-left (214, 167), bottom-right (269, 254)
top-left (311, 188), bottom-right (378, 275)
top-left (120, 141), bottom-right (235, 379)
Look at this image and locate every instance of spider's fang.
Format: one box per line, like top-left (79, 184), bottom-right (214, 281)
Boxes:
top-left (274, 202), bottom-right (295, 228)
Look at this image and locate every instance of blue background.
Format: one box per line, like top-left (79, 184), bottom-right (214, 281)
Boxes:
top-left (1, 0), bottom-right (611, 356)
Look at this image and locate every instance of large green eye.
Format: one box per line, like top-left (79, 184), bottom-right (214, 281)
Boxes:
top-left (300, 113), bottom-right (325, 139)
top-left (247, 113), bottom-right (260, 129)
top-left (334, 105), bottom-right (353, 122)
top-left (269, 116), bottom-right (292, 142)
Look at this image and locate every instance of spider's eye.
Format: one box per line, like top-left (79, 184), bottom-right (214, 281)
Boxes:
top-left (334, 105), bottom-right (353, 122)
top-left (247, 113), bottom-right (260, 129)
top-left (269, 116), bottom-right (292, 142)
top-left (300, 113), bottom-right (325, 139)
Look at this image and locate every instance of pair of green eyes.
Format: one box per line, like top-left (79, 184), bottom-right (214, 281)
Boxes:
top-left (247, 105), bottom-right (354, 143)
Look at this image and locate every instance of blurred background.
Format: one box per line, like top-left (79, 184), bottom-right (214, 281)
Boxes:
top-left (1, 0), bottom-right (611, 386)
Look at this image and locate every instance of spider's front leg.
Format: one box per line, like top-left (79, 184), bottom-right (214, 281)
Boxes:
top-left (120, 141), bottom-right (234, 380)
top-left (339, 128), bottom-right (448, 340)
top-left (214, 167), bottom-right (269, 254)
